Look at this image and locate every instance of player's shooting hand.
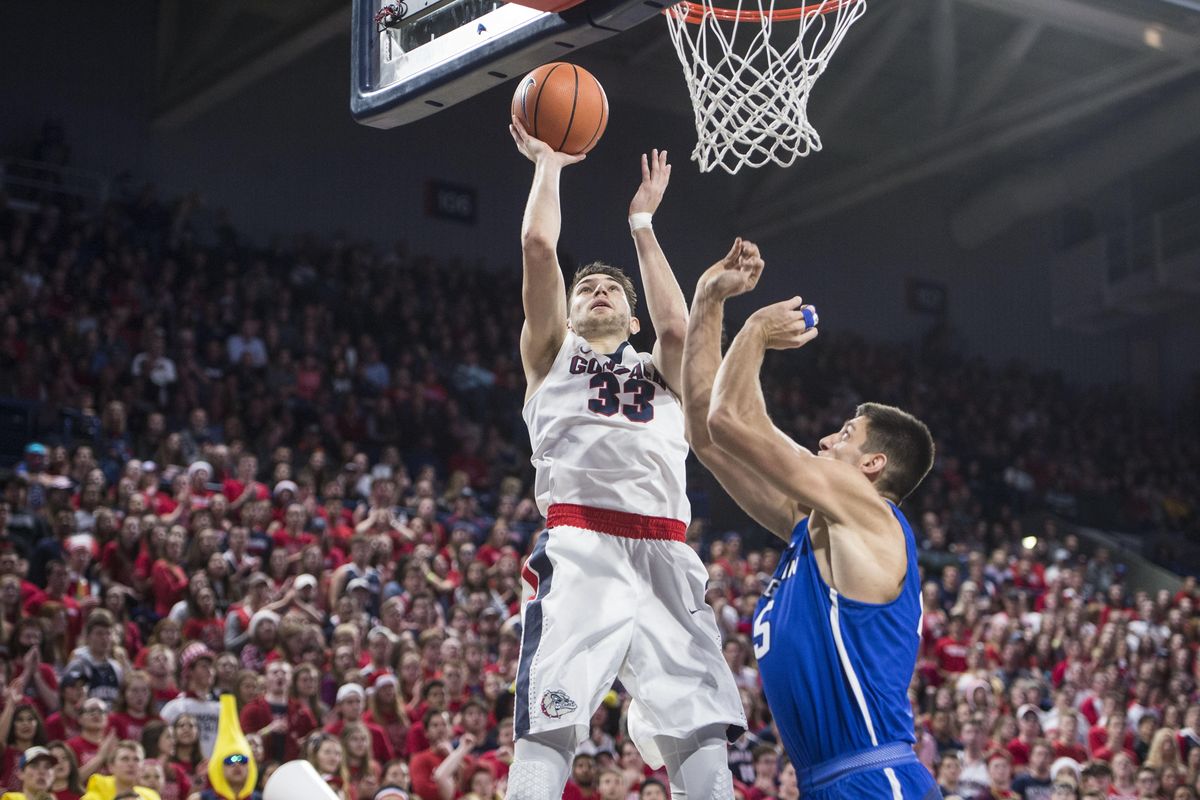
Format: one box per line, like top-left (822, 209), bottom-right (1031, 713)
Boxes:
top-left (628, 149), bottom-right (671, 217)
top-left (698, 237), bottom-right (764, 300)
top-left (510, 116), bottom-right (586, 167)
top-left (746, 296), bottom-right (819, 351)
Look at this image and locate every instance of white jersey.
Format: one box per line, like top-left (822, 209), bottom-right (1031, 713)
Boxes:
top-left (522, 331), bottom-right (689, 523)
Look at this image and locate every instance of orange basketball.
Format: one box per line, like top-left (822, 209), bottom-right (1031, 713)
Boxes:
top-left (511, 62), bottom-right (609, 156)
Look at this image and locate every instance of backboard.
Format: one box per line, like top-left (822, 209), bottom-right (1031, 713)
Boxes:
top-left (350, 0), bottom-right (669, 128)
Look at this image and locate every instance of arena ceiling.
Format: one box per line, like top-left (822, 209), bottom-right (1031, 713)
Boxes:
top-left (153, 0), bottom-right (1200, 245)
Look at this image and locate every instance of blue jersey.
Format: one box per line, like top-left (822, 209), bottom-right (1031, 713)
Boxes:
top-left (754, 502), bottom-right (926, 778)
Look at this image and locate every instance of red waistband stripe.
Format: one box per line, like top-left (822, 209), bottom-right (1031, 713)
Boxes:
top-left (546, 503), bottom-right (687, 542)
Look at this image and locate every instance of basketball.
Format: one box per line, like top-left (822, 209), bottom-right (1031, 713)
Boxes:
top-left (511, 62), bottom-right (609, 156)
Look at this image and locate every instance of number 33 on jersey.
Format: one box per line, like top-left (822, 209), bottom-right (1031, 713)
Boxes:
top-left (523, 331), bottom-right (691, 523)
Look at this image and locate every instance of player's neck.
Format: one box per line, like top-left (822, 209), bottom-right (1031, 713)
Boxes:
top-left (581, 333), bottom-right (626, 355)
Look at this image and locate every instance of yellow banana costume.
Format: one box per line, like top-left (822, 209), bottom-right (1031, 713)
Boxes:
top-left (208, 694), bottom-right (258, 800)
top-left (79, 774), bottom-right (161, 800)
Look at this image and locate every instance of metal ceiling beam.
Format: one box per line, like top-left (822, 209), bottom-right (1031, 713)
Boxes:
top-left (957, 0), bottom-right (1200, 58)
top-left (820, 0), bottom-right (923, 129)
top-left (161, 1), bottom-right (244, 87)
top-left (156, 0), bottom-right (182, 92)
top-left (154, 7), bottom-right (348, 130)
top-left (739, 55), bottom-right (1198, 237)
top-left (953, 19), bottom-right (1042, 123)
top-left (931, 0), bottom-right (957, 128)
top-left (951, 80), bottom-right (1200, 245)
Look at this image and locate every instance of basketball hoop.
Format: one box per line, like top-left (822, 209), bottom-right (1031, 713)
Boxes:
top-left (664, 0), bottom-right (865, 174)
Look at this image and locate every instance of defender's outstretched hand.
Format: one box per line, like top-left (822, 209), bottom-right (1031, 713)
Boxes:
top-left (746, 296), bottom-right (819, 351)
top-left (510, 115), bottom-right (586, 166)
top-left (697, 237), bottom-right (764, 301)
top-left (629, 149), bottom-right (671, 217)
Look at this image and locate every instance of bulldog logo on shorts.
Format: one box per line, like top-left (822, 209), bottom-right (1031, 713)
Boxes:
top-left (540, 689), bottom-right (577, 719)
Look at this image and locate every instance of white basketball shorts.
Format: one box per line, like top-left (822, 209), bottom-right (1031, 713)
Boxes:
top-left (514, 503), bottom-right (746, 767)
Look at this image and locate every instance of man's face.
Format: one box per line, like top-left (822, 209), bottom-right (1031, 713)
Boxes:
top-left (82, 701), bottom-right (109, 731)
top-left (598, 772), bottom-right (624, 800)
top-left (112, 748), bottom-right (142, 783)
top-left (22, 758), bottom-right (54, 792)
top-left (425, 714), bottom-right (449, 744)
top-left (988, 758), bottom-right (1011, 787)
top-left (817, 416), bottom-right (872, 467)
top-left (572, 756), bottom-right (595, 788)
top-left (88, 624), bottom-right (112, 654)
top-left (191, 658), bottom-right (215, 688)
top-left (568, 274), bottom-right (636, 340)
top-left (754, 752), bottom-right (778, 780)
top-left (266, 663), bottom-right (290, 693)
top-left (640, 784), bottom-right (666, 800)
top-left (1137, 771), bottom-right (1159, 795)
top-left (340, 694), bottom-right (364, 718)
top-left (224, 761), bottom-right (249, 788)
top-left (463, 706), bottom-right (486, 733)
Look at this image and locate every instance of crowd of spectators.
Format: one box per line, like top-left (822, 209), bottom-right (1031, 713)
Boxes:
top-left (0, 169), bottom-right (1198, 800)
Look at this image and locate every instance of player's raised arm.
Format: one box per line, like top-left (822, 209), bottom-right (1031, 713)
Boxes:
top-left (629, 150), bottom-right (688, 393)
top-left (511, 116), bottom-right (584, 397)
top-left (708, 298), bottom-right (885, 526)
top-left (683, 239), bottom-right (803, 541)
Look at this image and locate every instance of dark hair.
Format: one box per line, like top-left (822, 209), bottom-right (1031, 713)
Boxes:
top-left (85, 608), bottom-right (115, 632)
top-left (568, 263), bottom-right (638, 313)
top-left (639, 778), bottom-right (666, 797)
top-left (141, 721), bottom-right (169, 758)
top-left (855, 402), bottom-right (935, 502)
top-left (8, 703), bottom-right (47, 747)
top-left (47, 741), bottom-right (83, 794)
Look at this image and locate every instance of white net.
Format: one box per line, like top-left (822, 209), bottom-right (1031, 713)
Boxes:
top-left (664, 0), bottom-right (866, 174)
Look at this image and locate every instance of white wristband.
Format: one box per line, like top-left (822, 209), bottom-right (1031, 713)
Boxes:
top-left (628, 213), bottom-right (653, 233)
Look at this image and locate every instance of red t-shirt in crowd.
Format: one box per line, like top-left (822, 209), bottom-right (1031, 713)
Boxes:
top-left (240, 696), bottom-right (318, 763)
top-left (44, 711), bottom-right (82, 742)
top-left (935, 636), bottom-right (970, 675)
top-left (66, 734), bottom-right (105, 767)
top-left (409, 748), bottom-right (445, 800)
top-left (111, 710), bottom-right (160, 742)
top-left (562, 784), bottom-right (600, 800)
top-left (182, 616), bottom-right (225, 653)
top-left (1052, 740), bottom-right (1089, 763)
top-left (1006, 737), bottom-right (1033, 767)
top-left (151, 559), bottom-right (188, 617)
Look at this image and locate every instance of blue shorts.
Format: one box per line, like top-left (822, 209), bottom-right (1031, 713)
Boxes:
top-left (804, 762), bottom-right (942, 800)
top-left (797, 743), bottom-right (942, 800)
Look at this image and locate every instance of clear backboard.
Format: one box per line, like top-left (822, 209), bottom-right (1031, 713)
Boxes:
top-left (350, 0), bottom-right (669, 128)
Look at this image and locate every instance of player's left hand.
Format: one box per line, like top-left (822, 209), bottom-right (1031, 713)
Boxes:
top-left (629, 149), bottom-right (671, 217)
top-left (698, 237), bottom-right (763, 300)
top-left (746, 296), bottom-right (819, 351)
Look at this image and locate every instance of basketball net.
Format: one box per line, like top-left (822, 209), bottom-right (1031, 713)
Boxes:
top-left (664, 0), bottom-right (866, 174)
